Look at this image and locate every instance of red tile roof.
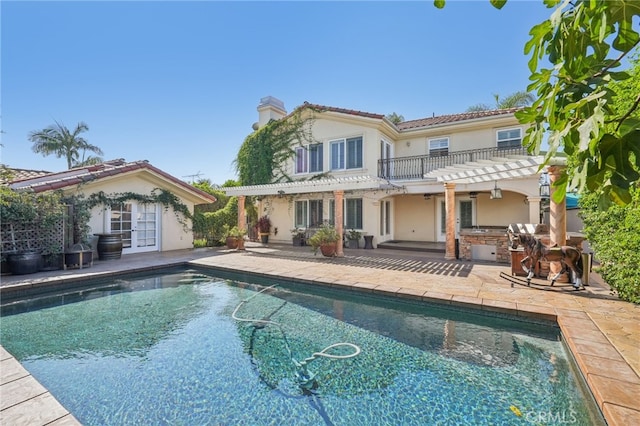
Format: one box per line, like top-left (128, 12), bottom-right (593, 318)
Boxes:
top-left (396, 107), bottom-right (522, 130)
top-left (296, 102), bottom-right (520, 130)
top-left (8, 159), bottom-right (216, 203)
top-left (298, 102), bottom-right (386, 120)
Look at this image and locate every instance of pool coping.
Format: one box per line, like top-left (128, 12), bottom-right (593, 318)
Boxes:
top-left (1, 250), bottom-right (639, 425)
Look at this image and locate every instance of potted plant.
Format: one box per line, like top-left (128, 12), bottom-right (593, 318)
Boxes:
top-left (291, 228), bottom-right (306, 246)
top-left (41, 243), bottom-right (64, 271)
top-left (307, 223), bottom-right (340, 257)
top-left (257, 215), bottom-right (271, 244)
top-left (346, 229), bottom-right (362, 249)
top-left (221, 225), bottom-right (247, 250)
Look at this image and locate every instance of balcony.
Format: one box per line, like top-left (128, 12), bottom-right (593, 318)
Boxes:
top-left (377, 146), bottom-right (531, 180)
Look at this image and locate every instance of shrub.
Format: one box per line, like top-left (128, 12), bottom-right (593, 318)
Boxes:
top-left (580, 188), bottom-right (640, 304)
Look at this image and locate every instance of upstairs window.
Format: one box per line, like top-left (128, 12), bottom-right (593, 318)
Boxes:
top-left (295, 143), bottom-right (323, 174)
top-left (429, 137), bottom-right (449, 157)
top-left (330, 137), bottom-right (363, 170)
top-left (497, 128), bottom-right (522, 149)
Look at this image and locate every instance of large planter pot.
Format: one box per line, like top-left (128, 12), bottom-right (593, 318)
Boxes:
top-left (292, 236), bottom-right (305, 246)
top-left (259, 233), bottom-right (269, 244)
top-left (320, 242), bottom-right (337, 257)
top-left (226, 237), bottom-right (239, 249)
top-left (95, 233), bottom-right (123, 260)
top-left (347, 239), bottom-right (359, 249)
top-left (7, 251), bottom-right (43, 275)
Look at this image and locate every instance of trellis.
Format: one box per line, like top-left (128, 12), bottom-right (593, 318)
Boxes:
top-left (1, 217), bottom-right (65, 255)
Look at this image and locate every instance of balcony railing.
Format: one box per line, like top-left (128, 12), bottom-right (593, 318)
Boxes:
top-left (377, 146), bottom-right (530, 180)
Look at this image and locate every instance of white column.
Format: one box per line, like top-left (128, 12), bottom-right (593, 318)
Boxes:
top-left (527, 196), bottom-right (543, 224)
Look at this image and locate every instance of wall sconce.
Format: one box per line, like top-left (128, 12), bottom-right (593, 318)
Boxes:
top-left (423, 193), bottom-right (431, 201)
top-left (277, 190), bottom-right (285, 198)
top-left (539, 172), bottom-right (550, 198)
top-left (406, 141), bottom-right (411, 147)
top-left (490, 181), bottom-right (502, 200)
top-left (469, 192), bottom-right (478, 199)
top-left (539, 181), bottom-right (550, 198)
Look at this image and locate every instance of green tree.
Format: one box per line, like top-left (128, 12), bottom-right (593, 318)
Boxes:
top-left (385, 112), bottom-right (405, 124)
top-left (466, 91), bottom-right (535, 112)
top-left (28, 121), bottom-right (104, 169)
top-left (577, 52), bottom-right (639, 303)
top-left (437, 0), bottom-right (640, 208)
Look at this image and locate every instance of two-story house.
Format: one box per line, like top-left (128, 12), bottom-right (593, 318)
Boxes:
top-left (225, 96), bottom-right (548, 261)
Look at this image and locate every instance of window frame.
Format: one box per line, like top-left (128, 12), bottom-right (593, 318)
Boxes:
top-left (428, 137), bottom-right (449, 157)
top-left (330, 136), bottom-right (363, 171)
top-left (295, 143), bottom-right (323, 174)
top-left (496, 128), bottom-right (522, 149)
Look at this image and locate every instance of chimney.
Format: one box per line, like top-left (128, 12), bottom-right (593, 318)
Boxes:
top-left (257, 96), bottom-right (287, 128)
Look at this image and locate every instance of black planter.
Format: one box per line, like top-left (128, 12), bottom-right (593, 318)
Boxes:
top-left (347, 239), bottom-right (359, 249)
top-left (260, 234), bottom-right (269, 244)
top-left (7, 251), bottom-right (43, 275)
top-left (292, 237), bottom-right (305, 246)
top-left (95, 233), bottom-right (123, 260)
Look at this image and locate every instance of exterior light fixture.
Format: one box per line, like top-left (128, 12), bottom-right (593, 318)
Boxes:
top-left (423, 193), bottom-right (431, 201)
top-left (490, 181), bottom-right (502, 200)
top-left (469, 192), bottom-right (478, 199)
top-left (277, 190), bottom-right (285, 198)
top-left (539, 173), bottom-right (550, 198)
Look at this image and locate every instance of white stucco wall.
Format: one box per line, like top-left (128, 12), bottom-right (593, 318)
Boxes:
top-left (63, 172), bottom-right (199, 253)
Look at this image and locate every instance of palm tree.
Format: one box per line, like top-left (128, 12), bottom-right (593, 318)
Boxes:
top-left (385, 112), bottom-right (405, 124)
top-left (28, 121), bottom-right (104, 169)
top-left (466, 91), bottom-right (535, 112)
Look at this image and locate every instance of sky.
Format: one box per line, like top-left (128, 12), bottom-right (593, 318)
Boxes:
top-left (1, 0), bottom-right (554, 185)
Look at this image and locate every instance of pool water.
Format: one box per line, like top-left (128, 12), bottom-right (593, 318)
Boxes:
top-left (1, 269), bottom-right (604, 425)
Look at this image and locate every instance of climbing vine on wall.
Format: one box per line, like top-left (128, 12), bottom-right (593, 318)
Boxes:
top-left (85, 189), bottom-right (193, 230)
top-left (235, 104), bottom-right (322, 186)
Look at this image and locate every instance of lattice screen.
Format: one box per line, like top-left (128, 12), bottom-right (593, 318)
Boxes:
top-left (1, 219), bottom-right (65, 255)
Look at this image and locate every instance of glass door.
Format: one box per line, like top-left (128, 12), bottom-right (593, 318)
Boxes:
top-left (110, 202), bottom-right (159, 254)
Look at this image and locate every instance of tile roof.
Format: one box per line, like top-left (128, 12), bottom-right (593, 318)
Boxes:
top-left (8, 159), bottom-right (216, 203)
top-left (299, 102), bottom-right (386, 120)
top-left (296, 101), bottom-right (520, 131)
top-left (396, 108), bottom-right (522, 130)
top-left (1, 167), bottom-right (52, 185)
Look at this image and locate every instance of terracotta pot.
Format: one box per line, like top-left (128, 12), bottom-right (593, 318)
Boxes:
top-left (226, 237), bottom-right (239, 249)
top-left (320, 242), bottom-right (337, 257)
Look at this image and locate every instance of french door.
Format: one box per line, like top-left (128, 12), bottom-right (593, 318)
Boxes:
top-left (109, 202), bottom-right (159, 254)
top-left (437, 198), bottom-right (474, 242)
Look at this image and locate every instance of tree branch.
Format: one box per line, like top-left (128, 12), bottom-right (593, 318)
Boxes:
top-left (616, 93), bottom-right (640, 132)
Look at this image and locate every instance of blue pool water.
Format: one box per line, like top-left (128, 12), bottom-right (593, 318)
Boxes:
top-left (1, 269), bottom-right (603, 425)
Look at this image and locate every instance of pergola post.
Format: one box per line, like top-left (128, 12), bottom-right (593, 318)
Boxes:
top-left (548, 165), bottom-right (567, 280)
top-left (334, 189), bottom-right (344, 257)
top-left (237, 195), bottom-right (246, 250)
top-left (444, 182), bottom-right (457, 260)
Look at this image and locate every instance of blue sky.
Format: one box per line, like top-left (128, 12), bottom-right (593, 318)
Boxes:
top-left (2, 1), bottom-right (553, 185)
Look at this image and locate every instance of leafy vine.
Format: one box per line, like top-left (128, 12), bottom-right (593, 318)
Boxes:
top-left (85, 188), bottom-right (193, 230)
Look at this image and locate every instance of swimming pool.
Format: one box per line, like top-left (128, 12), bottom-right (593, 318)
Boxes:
top-left (1, 268), bottom-right (604, 425)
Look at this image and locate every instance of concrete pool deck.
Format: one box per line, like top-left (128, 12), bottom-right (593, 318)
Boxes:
top-left (1, 243), bottom-right (638, 425)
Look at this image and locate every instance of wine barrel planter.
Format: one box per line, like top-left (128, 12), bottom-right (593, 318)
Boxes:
top-left (7, 251), bottom-right (43, 275)
top-left (95, 233), bottom-right (123, 260)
